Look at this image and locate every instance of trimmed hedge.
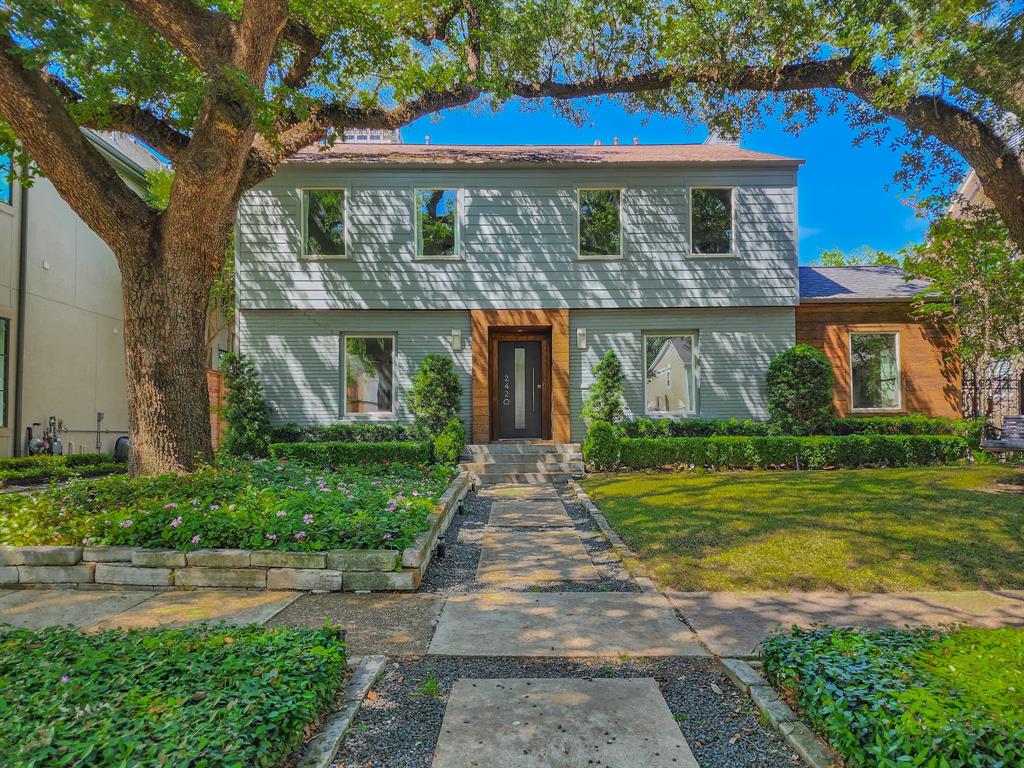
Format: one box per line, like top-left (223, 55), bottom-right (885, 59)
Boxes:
top-left (619, 415), bottom-right (982, 441)
top-left (268, 440), bottom-right (432, 466)
top-left (620, 417), bottom-right (775, 438)
top-left (0, 453), bottom-right (124, 486)
top-left (616, 434), bottom-right (970, 470)
top-left (269, 422), bottom-right (415, 444)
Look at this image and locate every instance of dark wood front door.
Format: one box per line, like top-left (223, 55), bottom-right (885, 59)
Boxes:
top-left (493, 337), bottom-right (547, 439)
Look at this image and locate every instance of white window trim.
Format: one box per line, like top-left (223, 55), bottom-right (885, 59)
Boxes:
top-left (849, 331), bottom-right (902, 412)
top-left (300, 187), bottom-right (349, 260)
top-left (642, 331), bottom-right (699, 418)
top-left (577, 187), bottom-right (625, 260)
top-left (689, 186), bottom-right (736, 258)
top-left (413, 187), bottom-right (462, 261)
top-left (341, 333), bottom-right (398, 420)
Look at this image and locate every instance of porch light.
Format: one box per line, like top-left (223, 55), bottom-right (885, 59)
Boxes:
top-left (451, 329), bottom-right (462, 351)
top-left (577, 327), bottom-right (587, 349)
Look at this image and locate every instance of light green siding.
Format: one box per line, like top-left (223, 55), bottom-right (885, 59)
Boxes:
top-left (239, 310), bottom-right (471, 427)
top-left (237, 165), bottom-right (798, 311)
top-left (569, 308), bottom-right (796, 441)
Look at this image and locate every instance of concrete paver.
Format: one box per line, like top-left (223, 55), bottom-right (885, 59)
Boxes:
top-left (487, 500), bottom-right (572, 528)
top-left (433, 677), bottom-right (698, 768)
top-left (267, 592), bottom-right (445, 657)
top-left (429, 592), bottom-right (707, 657)
top-left (477, 483), bottom-right (561, 501)
top-left (0, 589), bottom-right (154, 630)
top-left (477, 529), bottom-right (599, 583)
top-left (0, 589), bottom-right (16, 602)
top-left (667, 590), bottom-right (1024, 657)
top-left (91, 589), bottom-right (300, 629)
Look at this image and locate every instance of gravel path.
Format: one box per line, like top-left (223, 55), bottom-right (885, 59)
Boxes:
top-left (419, 483), bottom-right (638, 593)
top-left (333, 656), bottom-right (800, 768)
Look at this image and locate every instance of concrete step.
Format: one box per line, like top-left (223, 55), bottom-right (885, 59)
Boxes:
top-left (476, 471), bottom-right (579, 485)
top-left (460, 454), bottom-right (583, 467)
top-left (461, 443), bottom-right (581, 457)
top-left (461, 461), bottom-right (584, 476)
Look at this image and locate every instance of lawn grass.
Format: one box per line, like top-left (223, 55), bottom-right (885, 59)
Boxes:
top-left (761, 626), bottom-right (1024, 766)
top-left (0, 623), bottom-right (347, 767)
top-left (583, 465), bottom-right (1024, 591)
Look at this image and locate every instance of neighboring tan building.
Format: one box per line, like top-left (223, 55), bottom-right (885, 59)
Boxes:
top-left (797, 265), bottom-right (961, 418)
top-left (236, 141), bottom-right (802, 443)
top-left (0, 132), bottom-right (170, 456)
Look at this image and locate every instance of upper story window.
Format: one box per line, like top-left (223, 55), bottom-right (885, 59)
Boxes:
top-left (644, 333), bottom-right (696, 416)
top-left (415, 188), bottom-right (459, 259)
top-left (0, 154), bottom-right (12, 207)
top-left (850, 332), bottom-right (900, 411)
top-left (302, 189), bottom-right (346, 258)
top-left (578, 188), bottom-right (622, 259)
top-left (343, 335), bottom-right (395, 417)
top-left (691, 187), bottom-right (734, 256)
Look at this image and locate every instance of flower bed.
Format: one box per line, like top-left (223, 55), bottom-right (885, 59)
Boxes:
top-left (761, 626), bottom-right (1024, 766)
top-left (0, 623), bottom-right (346, 767)
top-left (0, 457), bottom-right (454, 552)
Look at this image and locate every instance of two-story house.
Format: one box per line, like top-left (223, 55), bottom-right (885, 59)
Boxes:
top-left (236, 141), bottom-right (802, 447)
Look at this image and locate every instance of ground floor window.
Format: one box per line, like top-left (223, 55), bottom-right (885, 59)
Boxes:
top-left (343, 335), bottom-right (395, 416)
top-left (850, 332), bottom-right (900, 410)
top-left (644, 333), bottom-right (696, 416)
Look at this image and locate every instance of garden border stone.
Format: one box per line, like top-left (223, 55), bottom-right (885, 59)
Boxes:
top-left (0, 471), bottom-right (470, 593)
top-left (720, 657), bottom-right (838, 768)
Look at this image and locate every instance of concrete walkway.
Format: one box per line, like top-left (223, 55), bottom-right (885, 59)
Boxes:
top-left (667, 589), bottom-right (1024, 657)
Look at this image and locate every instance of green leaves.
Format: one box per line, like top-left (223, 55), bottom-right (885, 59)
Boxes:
top-left (761, 626), bottom-right (1024, 766)
top-left (0, 623), bottom-right (346, 768)
top-left (766, 344), bottom-right (836, 436)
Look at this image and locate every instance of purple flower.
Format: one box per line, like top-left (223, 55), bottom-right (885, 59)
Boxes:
top-left (60, 675), bottom-right (70, 683)
top-left (210, 504), bottom-right (220, 511)
top-left (294, 531), bottom-right (306, 540)
top-left (303, 513), bottom-right (314, 525)
top-left (169, 516), bottom-right (183, 528)
top-left (276, 510), bottom-right (287, 517)
top-left (191, 535), bottom-right (201, 544)
top-left (163, 502), bottom-right (179, 510)
top-left (120, 519), bottom-right (133, 528)
top-left (265, 533), bottom-right (277, 542)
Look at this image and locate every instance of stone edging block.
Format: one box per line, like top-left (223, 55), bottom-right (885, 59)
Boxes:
top-left (251, 551), bottom-right (326, 569)
top-left (18, 563), bottom-right (95, 584)
top-left (174, 567), bottom-right (267, 589)
top-left (0, 566), bottom-right (20, 584)
top-left (720, 658), bottom-right (838, 768)
top-left (186, 549), bottom-right (251, 568)
top-left (1, 546), bottom-right (82, 567)
top-left (95, 563), bottom-right (174, 587)
top-left (294, 655), bottom-right (387, 768)
top-left (400, 471), bottom-right (470, 573)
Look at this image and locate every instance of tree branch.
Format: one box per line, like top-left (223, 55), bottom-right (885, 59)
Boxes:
top-left (43, 73), bottom-right (189, 161)
top-left (0, 36), bottom-right (156, 258)
top-left (119, 0), bottom-right (235, 73)
top-left (279, 18), bottom-right (324, 89)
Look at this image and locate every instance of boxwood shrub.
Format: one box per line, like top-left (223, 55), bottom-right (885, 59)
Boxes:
top-left (0, 623), bottom-right (347, 768)
top-left (269, 422), bottom-right (415, 444)
top-left (761, 626), bottom-right (1024, 766)
top-left (268, 440), bottom-right (433, 466)
top-left (0, 453), bottom-right (124, 486)
top-left (618, 415), bottom-right (981, 440)
top-left (616, 434), bottom-right (970, 470)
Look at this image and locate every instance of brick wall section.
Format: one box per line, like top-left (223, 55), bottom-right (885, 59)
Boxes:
top-left (470, 309), bottom-right (571, 444)
top-left (796, 302), bottom-right (960, 417)
top-left (206, 370), bottom-right (226, 451)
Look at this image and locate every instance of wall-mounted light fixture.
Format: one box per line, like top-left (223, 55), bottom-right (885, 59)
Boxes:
top-left (451, 329), bottom-right (462, 351)
top-left (576, 327), bottom-right (587, 349)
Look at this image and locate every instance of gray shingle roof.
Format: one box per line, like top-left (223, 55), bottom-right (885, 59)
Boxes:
top-left (799, 265), bottom-right (932, 302)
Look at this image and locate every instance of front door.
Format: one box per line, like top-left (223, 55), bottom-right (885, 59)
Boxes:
top-left (495, 340), bottom-right (544, 439)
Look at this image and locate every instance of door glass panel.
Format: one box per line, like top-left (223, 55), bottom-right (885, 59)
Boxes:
top-left (514, 347), bottom-right (526, 429)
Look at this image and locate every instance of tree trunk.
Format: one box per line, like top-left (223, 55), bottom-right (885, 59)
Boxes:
top-left (121, 253), bottom-right (216, 475)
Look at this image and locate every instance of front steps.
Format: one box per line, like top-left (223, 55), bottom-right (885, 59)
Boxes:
top-left (459, 443), bottom-right (584, 485)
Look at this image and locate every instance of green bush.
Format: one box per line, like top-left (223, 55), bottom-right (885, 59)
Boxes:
top-left (580, 349), bottom-right (626, 424)
top-left (221, 352), bottom-right (272, 457)
top-left (0, 458), bottom-right (455, 552)
top-left (835, 414), bottom-right (983, 441)
top-left (269, 422), bottom-right (415, 443)
top-left (433, 418), bottom-right (466, 465)
top-left (616, 434), bottom-right (970, 470)
top-left (0, 623), bottom-right (346, 767)
top-left (766, 344), bottom-right (836, 435)
top-left (269, 440), bottom-right (432, 466)
top-left (0, 453), bottom-right (123, 486)
top-left (620, 417), bottom-right (775, 438)
top-left (408, 354), bottom-right (463, 436)
top-left (582, 421), bottom-right (621, 469)
top-left (761, 626), bottom-right (1024, 766)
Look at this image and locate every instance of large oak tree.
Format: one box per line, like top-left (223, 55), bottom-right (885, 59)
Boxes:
top-left (0, 1), bottom-right (1020, 474)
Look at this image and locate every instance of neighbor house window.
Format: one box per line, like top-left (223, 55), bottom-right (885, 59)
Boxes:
top-left (0, 318), bottom-right (8, 427)
top-left (850, 332), bottom-right (900, 410)
top-left (302, 189), bottom-right (346, 258)
top-left (578, 189), bottom-right (622, 258)
top-left (644, 333), bottom-right (696, 416)
top-left (343, 335), bottom-right (395, 416)
top-left (0, 155), bottom-right (12, 207)
top-left (415, 189), bottom-right (459, 258)
top-left (691, 187), bottom-right (733, 255)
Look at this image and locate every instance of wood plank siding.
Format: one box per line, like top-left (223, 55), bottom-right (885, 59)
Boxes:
top-left (796, 302), bottom-right (960, 418)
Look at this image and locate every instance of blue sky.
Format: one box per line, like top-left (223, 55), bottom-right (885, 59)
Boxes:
top-left (406, 97), bottom-right (959, 264)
